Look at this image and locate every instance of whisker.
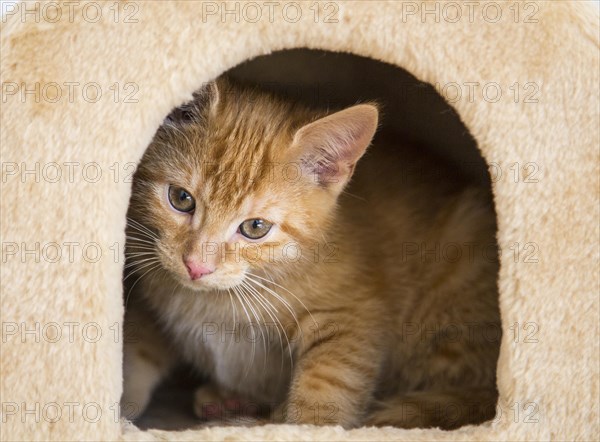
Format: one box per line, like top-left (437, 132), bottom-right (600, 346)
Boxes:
top-left (239, 283), bottom-right (269, 371)
top-left (126, 218), bottom-right (159, 240)
top-left (232, 286), bottom-right (255, 380)
top-left (124, 243), bottom-right (157, 251)
top-left (124, 262), bottom-right (162, 308)
top-left (226, 288), bottom-right (238, 330)
top-left (246, 274), bottom-right (296, 313)
top-left (248, 272), bottom-right (316, 329)
top-left (124, 254), bottom-right (158, 262)
top-left (245, 274), bottom-right (304, 342)
top-left (239, 285), bottom-right (268, 370)
top-left (124, 258), bottom-right (161, 281)
top-left (243, 281), bottom-right (292, 373)
top-left (125, 234), bottom-right (157, 245)
top-left (226, 288), bottom-right (238, 352)
top-left (125, 241), bottom-right (156, 251)
top-left (123, 256), bottom-right (160, 270)
top-left (124, 250), bottom-right (158, 257)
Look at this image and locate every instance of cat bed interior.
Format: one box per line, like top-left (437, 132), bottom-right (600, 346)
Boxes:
top-left (1, 1), bottom-right (598, 441)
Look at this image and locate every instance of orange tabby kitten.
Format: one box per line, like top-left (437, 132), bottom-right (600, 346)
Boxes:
top-left (122, 78), bottom-right (500, 429)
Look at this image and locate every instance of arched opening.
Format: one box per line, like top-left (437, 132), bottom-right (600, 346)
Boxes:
top-left (124, 49), bottom-right (500, 431)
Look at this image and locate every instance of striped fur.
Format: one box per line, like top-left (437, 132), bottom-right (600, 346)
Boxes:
top-left (122, 78), bottom-right (500, 429)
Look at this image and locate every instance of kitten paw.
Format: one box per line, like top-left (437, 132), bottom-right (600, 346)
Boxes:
top-left (193, 384), bottom-right (261, 423)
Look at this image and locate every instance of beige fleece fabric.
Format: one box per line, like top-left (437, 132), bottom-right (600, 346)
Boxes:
top-left (1, 1), bottom-right (598, 441)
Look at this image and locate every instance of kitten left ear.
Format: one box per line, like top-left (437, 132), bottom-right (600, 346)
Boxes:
top-left (164, 101), bottom-right (196, 124)
top-left (164, 80), bottom-right (222, 124)
top-left (191, 80), bottom-right (221, 116)
top-left (202, 79), bottom-right (221, 114)
top-left (290, 104), bottom-right (379, 193)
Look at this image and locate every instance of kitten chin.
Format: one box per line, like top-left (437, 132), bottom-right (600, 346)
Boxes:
top-left (122, 77), bottom-right (500, 430)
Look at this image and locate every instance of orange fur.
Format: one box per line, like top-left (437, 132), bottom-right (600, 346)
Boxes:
top-left (122, 78), bottom-right (500, 429)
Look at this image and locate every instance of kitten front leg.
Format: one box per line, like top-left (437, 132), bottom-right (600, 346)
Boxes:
top-left (121, 301), bottom-right (174, 420)
top-left (281, 319), bottom-right (385, 428)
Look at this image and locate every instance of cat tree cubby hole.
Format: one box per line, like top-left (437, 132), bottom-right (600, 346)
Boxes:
top-left (130, 48), bottom-right (501, 431)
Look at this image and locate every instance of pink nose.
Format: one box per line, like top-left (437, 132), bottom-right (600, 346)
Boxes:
top-left (184, 259), bottom-right (214, 280)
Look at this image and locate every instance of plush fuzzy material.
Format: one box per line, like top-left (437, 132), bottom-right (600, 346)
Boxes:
top-left (1, 1), bottom-right (598, 441)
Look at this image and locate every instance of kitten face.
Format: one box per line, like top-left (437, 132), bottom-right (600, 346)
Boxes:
top-left (128, 79), bottom-right (378, 292)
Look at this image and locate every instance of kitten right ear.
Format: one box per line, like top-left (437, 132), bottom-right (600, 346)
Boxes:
top-left (289, 104), bottom-right (379, 194)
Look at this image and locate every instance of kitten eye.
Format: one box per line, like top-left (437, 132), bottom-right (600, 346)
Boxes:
top-left (239, 219), bottom-right (273, 240)
top-left (168, 185), bottom-right (195, 213)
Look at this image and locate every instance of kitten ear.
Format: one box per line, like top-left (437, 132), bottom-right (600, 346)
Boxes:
top-left (197, 79), bottom-right (221, 114)
top-left (164, 101), bottom-right (196, 124)
top-left (291, 104), bottom-right (378, 192)
top-left (163, 80), bottom-right (221, 125)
